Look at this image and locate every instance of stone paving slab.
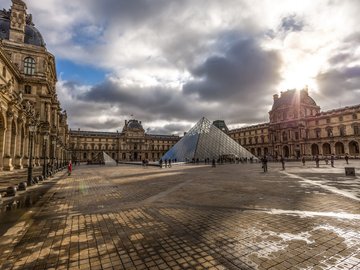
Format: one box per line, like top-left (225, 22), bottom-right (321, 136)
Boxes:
top-left (0, 162), bottom-right (359, 269)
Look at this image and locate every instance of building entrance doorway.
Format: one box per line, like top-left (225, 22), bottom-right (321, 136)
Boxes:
top-left (283, 145), bottom-right (290, 158)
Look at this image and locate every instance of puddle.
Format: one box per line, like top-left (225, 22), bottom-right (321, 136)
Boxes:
top-left (0, 182), bottom-right (55, 215)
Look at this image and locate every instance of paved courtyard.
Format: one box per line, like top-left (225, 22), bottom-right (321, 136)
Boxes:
top-left (0, 161), bottom-right (360, 270)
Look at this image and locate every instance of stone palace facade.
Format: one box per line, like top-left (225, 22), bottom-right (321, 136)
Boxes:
top-left (69, 120), bottom-right (179, 162)
top-left (228, 89), bottom-right (360, 159)
top-left (0, 0), bottom-right (69, 171)
top-left (1, 1), bottom-right (359, 171)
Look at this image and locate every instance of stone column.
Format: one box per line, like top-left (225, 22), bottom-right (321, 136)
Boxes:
top-left (3, 111), bottom-right (14, 171)
top-left (0, 129), bottom-right (5, 170)
top-left (14, 119), bottom-right (24, 169)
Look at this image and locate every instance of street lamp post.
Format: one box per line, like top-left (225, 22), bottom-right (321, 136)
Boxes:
top-left (42, 133), bottom-right (49, 179)
top-left (27, 124), bottom-right (36, 186)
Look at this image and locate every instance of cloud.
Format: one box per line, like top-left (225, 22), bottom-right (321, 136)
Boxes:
top-left (3, 0), bottom-right (358, 134)
top-left (317, 66), bottom-right (360, 95)
top-left (183, 37), bottom-right (281, 102)
top-left (280, 14), bottom-right (304, 33)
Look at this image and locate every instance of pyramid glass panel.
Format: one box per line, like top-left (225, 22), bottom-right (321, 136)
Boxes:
top-left (162, 117), bottom-right (256, 162)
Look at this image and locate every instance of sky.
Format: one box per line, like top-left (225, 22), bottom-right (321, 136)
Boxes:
top-left (2, 0), bottom-right (360, 134)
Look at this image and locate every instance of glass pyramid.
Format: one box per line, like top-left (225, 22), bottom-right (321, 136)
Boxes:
top-left (92, 151), bottom-right (117, 166)
top-left (162, 117), bottom-right (257, 162)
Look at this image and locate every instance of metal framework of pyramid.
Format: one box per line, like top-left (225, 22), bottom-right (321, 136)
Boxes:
top-left (92, 151), bottom-right (117, 166)
top-left (161, 117), bottom-right (257, 162)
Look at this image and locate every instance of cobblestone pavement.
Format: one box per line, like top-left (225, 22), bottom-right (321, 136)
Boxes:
top-left (0, 161), bottom-right (359, 270)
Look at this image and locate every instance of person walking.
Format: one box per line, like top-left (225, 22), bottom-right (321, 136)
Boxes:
top-left (261, 156), bottom-right (268, 172)
top-left (315, 155), bottom-right (320, 168)
top-left (168, 159), bottom-right (172, 168)
top-left (67, 161), bottom-right (72, 176)
top-left (301, 156), bottom-right (306, 166)
top-left (280, 156), bottom-right (285, 170)
top-left (212, 158), bottom-right (216, 167)
top-left (345, 154), bottom-right (349, 164)
top-left (330, 155), bottom-right (335, 167)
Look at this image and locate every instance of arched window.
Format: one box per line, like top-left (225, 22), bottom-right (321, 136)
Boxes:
top-left (24, 57), bottom-right (36, 75)
top-left (339, 126), bottom-right (346, 136)
top-left (282, 131), bottom-right (287, 141)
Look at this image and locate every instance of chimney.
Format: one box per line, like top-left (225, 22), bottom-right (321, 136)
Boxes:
top-left (9, 0), bottom-right (27, 43)
top-left (303, 86), bottom-right (309, 95)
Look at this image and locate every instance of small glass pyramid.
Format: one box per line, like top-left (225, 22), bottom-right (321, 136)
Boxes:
top-left (162, 117), bottom-right (257, 162)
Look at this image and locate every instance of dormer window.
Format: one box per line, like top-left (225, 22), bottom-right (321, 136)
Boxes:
top-left (24, 57), bottom-right (36, 75)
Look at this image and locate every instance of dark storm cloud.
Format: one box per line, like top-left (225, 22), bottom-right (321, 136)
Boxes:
top-left (183, 37), bottom-right (281, 102)
top-left (315, 31), bottom-right (360, 108)
top-left (147, 123), bottom-right (193, 135)
top-left (78, 80), bottom-right (207, 122)
top-left (70, 33), bottom-right (281, 130)
top-left (86, 0), bottom-right (170, 25)
top-left (317, 66), bottom-right (360, 94)
top-left (328, 53), bottom-right (353, 65)
top-left (280, 14), bottom-right (304, 32)
top-left (315, 66), bottom-right (360, 109)
top-left (78, 119), bottom-right (122, 131)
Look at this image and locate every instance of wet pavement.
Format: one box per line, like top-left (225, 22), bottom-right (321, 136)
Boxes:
top-left (0, 161), bottom-right (359, 269)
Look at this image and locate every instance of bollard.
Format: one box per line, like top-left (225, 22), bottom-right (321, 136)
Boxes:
top-left (345, 167), bottom-right (355, 176)
top-left (33, 176), bottom-right (39, 184)
top-left (6, 186), bottom-right (17, 196)
top-left (18, 182), bottom-right (27, 191)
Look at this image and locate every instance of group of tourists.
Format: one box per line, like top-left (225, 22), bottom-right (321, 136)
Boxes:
top-left (159, 159), bottom-right (173, 168)
top-left (260, 153), bottom-right (351, 172)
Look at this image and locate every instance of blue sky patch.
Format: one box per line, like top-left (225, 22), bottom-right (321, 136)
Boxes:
top-left (56, 58), bottom-right (108, 85)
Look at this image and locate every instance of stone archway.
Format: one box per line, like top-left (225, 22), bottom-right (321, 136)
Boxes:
top-left (311, 144), bottom-right (319, 156)
top-left (322, 143), bottom-right (331, 155)
top-left (283, 145), bottom-right (290, 158)
top-left (349, 141), bottom-right (359, 156)
top-left (335, 142), bottom-right (345, 155)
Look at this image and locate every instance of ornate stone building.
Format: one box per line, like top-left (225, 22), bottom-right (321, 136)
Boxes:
top-left (0, 0), bottom-right (69, 171)
top-left (229, 89), bottom-right (360, 159)
top-left (69, 119), bottom-right (179, 162)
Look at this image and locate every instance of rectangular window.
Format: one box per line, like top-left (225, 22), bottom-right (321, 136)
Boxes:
top-left (340, 127), bottom-right (345, 136)
top-left (24, 85), bottom-right (32, 94)
top-left (354, 126), bottom-right (359, 135)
